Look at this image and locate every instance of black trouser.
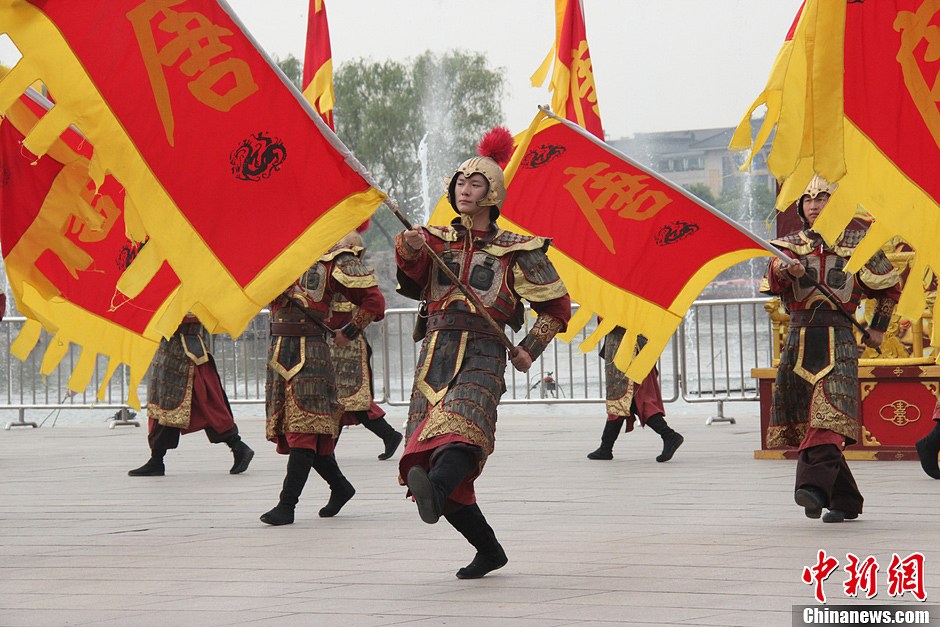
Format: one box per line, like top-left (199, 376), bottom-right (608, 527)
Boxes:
top-left (796, 444), bottom-right (863, 514)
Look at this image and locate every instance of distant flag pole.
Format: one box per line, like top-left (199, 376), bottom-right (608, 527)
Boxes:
top-left (302, 0), bottom-right (335, 129)
top-left (531, 0), bottom-right (604, 139)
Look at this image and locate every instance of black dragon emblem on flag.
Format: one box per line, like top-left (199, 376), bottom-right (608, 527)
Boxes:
top-left (521, 143), bottom-right (566, 169)
top-left (654, 221), bottom-right (699, 246)
top-left (116, 237), bottom-right (148, 270)
top-left (230, 132), bottom-right (287, 181)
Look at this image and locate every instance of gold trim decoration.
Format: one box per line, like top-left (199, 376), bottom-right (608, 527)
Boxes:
top-left (267, 336), bottom-right (306, 381)
top-left (415, 331), bottom-right (467, 406)
top-left (860, 381), bottom-right (877, 402)
top-left (606, 379), bottom-right (635, 417)
top-left (809, 384), bottom-right (857, 441)
top-left (281, 390), bottom-right (341, 438)
top-left (861, 426), bottom-right (880, 447)
top-left (331, 265), bottom-right (379, 289)
top-left (418, 406), bottom-right (490, 454)
top-left (879, 399), bottom-right (921, 427)
top-left (150, 365), bottom-right (194, 429)
top-left (792, 327), bottom-right (835, 385)
top-left (920, 381), bottom-right (939, 396)
top-left (180, 334), bottom-right (209, 366)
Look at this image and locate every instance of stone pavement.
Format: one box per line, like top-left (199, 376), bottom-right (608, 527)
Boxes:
top-left (2, 403), bottom-right (939, 627)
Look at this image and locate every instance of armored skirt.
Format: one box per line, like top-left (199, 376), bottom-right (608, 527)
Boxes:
top-left (146, 325), bottom-right (237, 449)
top-left (769, 324), bottom-right (860, 448)
top-left (266, 332), bottom-right (342, 455)
top-left (332, 334), bottom-right (386, 426)
top-left (399, 329), bottom-right (506, 506)
top-left (603, 327), bottom-right (665, 428)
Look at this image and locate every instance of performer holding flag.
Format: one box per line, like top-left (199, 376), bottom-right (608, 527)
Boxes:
top-left (395, 128), bottom-right (571, 579)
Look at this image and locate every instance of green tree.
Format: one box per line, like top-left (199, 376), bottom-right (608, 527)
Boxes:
top-left (333, 51), bottom-right (505, 248)
top-left (682, 183), bottom-right (718, 207)
top-left (274, 53), bottom-right (302, 90)
top-left (716, 178), bottom-right (776, 222)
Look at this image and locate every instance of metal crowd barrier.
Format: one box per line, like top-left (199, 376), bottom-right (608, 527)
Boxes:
top-left (0, 298), bottom-right (773, 428)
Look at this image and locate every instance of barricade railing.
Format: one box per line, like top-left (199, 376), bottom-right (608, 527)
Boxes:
top-left (0, 298), bottom-right (772, 427)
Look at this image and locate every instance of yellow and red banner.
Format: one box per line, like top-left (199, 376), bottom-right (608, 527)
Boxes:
top-left (0, 89), bottom-right (179, 407)
top-left (731, 0), bottom-right (940, 351)
top-left (302, 0), bottom-right (335, 129)
top-left (503, 111), bottom-right (775, 380)
top-left (0, 0), bottom-right (385, 401)
top-left (531, 0), bottom-right (604, 138)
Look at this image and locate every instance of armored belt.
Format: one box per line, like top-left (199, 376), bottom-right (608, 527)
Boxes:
top-left (426, 310), bottom-right (504, 337)
top-left (789, 309), bottom-right (853, 328)
top-left (270, 311), bottom-right (328, 337)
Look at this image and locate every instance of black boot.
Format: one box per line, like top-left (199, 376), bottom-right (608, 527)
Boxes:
top-left (915, 422), bottom-right (940, 479)
top-left (225, 435), bottom-right (255, 474)
top-left (647, 414), bottom-right (684, 462)
top-left (407, 448), bottom-right (475, 524)
top-left (445, 504), bottom-right (508, 579)
top-left (311, 454), bottom-right (356, 518)
top-left (586, 418), bottom-right (624, 460)
top-left (261, 448), bottom-right (314, 526)
top-left (794, 486), bottom-right (826, 519)
top-left (128, 448), bottom-right (167, 476)
top-left (360, 416), bottom-right (404, 461)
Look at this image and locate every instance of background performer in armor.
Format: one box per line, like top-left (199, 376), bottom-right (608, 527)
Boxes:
top-left (261, 241), bottom-right (385, 526)
top-left (329, 224), bottom-right (402, 461)
top-left (587, 327), bottom-right (682, 462)
top-left (916, 402), bottom-right (940, 479)
top-left (129, 314), bottom-right (255, 477)
top-left (762, 175), bottom-right (900, 523)
top-left (396, 128), bottom-right (571, 578)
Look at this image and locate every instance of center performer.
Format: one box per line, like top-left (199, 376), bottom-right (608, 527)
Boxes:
top-left (395, 128), bottom-right (571, 579)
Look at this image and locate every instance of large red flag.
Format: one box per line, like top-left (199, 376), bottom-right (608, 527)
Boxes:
top-left (531, 0), bottom-right (604, 138)
top-left (731, 1), bottom-right (940, 352)
top-left (0, 0), bottom-right (385, 346)
top-left (0, 88), bottom-right (179, 407)
top-left (302, 0), bottom-right (335, 129)
top-left (504, 110), bottom-right (776, 380)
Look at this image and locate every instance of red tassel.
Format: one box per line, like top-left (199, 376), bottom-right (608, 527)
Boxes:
top-left (477, 127), bottom-right (514, 168)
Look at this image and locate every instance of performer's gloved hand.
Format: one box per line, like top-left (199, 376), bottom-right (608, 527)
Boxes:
top-left (863, 328), bottom-right (885, 349)
top-left (402, 228), bottom-right (426, 252)
top-left (510, 346), bottom-right (533, 373)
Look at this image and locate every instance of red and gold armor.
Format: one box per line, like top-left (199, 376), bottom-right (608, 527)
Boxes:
top-left (395, 219), bottom-right (570, 503)
top-left (762, 228), bottom-right (901, 447)
top-left (265, 243), bottom-right (385, 448)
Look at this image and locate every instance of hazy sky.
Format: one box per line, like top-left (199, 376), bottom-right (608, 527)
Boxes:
top-left (0, 0), bottom-right (804, 140)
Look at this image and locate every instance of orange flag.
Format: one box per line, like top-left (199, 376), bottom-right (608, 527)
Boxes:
top-left (302, 0), bottom-right (335, 129)
top-left (503, 110), bottom-right (777, 380)
top-left (531, 0), bottom-right (604, 139)
top-left (731, 1), bottom-right (940, 352)
top-left (0, 88), bottom-right (179, 408)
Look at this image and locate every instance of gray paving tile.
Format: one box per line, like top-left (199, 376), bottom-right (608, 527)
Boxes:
top-left (1, 408), bottom-right (938, 627)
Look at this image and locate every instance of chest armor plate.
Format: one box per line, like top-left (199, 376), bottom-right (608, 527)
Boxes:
top-left (429, 249), bottom-right (507, 308)
top-left (302, 262), bottom-right (328, 304)
top-left (792, 251), bottom-right (854, 305)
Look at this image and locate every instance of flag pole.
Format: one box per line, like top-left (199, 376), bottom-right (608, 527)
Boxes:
top-left (536, 106), bottom-right (793, 263)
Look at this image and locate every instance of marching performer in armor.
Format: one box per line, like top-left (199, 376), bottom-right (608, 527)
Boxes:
top-left (329, 224), bottom-right (403, 461)
top-left (396, 128), bottom-right (571, 578)
top-left (587, 327), bottom-right (683, 462)
top-left (260, 239), bottom-right (385, 526)
top-left (128, 314), bottom-right (255, 477)
top-left (762, 175), bottom-right (900, 523)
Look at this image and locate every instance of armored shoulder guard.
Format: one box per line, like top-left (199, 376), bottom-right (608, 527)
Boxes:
top-left (512, 246), bottom-right (567, 303)
top-left (320, 243), bottom-right (364, 263)
top-left (425, 225), bottom-right (460, 242)
top-left (331, 251), bottom-right (378, 289)
top-left (769, 231), bottom-right (814, 256)
top-left (859, 250), bottom-right (901, 291)
top-left (481, 230), bottom-right (548, 257)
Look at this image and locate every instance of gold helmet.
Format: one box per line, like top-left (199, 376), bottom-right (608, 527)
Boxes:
top-left (447, 127), bottom-right (515, 219)
top-left (797, 174), bottom-right (837, 225)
